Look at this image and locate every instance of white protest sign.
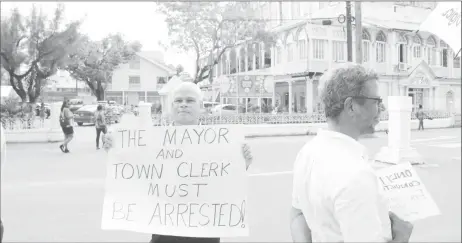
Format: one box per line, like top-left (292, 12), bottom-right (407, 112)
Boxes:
top-left (376, 162), bottom-right (440, 222)
top-left (101, 121), bottom-right (249, 238)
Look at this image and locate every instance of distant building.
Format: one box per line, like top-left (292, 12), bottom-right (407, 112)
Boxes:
top-left (107, 51), bottom-right (176, 105)
top-left (0, 85), bottom-right (20, 104)
top-left (41, 70), bottom-right (91, 103)
top-left (198, 2), bottom-right (460, 114)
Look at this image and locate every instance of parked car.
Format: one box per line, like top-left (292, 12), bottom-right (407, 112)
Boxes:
top-left (73, 105), bottom-right (98, 126)
top-left (201, 101), bottom-right (219, 115)
top-left (211, 104), bottom-right (243, 116)
top-left (68, 99), bottom-right (84, 113)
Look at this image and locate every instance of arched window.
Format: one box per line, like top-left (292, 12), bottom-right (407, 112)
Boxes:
top-left (397, 33), bottom-right (409, 63)
top-left (398, 33), bottom-right (407, 43)
top-left (376, 31), bottom-right (387, 63)
top-left (362, 29), bottom-right (371, 62)
top-left (440, 40), bottom-right (448, 67)
top-left (426, 36), bottom-right (437, 65)
top-left (413, 35), bottom-right (422, 58)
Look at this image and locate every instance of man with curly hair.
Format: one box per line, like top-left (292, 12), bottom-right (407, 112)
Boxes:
top-left (290, 63), bottom-right (414, 242)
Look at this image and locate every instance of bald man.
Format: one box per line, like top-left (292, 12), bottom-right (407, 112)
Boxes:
top-left (104, 82), bottom-right (253, 243)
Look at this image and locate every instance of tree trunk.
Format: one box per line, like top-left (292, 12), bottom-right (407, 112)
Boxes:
top-left (96, 87), bottom-right (105, 101)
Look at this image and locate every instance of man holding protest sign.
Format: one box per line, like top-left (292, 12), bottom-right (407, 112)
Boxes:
top-left (103, 82), bottom-right (252, 243)
top-left (290, 63), bottom-right (414, 242)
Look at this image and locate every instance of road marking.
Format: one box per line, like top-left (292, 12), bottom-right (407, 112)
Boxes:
top-left (249, 171), bottom-right (293, 177)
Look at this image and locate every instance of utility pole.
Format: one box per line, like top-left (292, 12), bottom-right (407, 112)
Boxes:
top-left (355, 1), bottom-right (363, 64)
top-left (346, 1), bottom-right (353, 62)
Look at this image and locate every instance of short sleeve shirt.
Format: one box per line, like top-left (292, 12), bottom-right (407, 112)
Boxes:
top-left (292, 130), bottom-right (392, 242)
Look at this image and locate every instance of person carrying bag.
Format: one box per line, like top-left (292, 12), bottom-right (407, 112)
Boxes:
top-left (95, 105), bottom-right (107, 150)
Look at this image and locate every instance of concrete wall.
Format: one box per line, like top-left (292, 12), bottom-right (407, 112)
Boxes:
top-left (244, 117), bottom-right (456, 137)
top-left (5, 128), bottom-right (63, 143)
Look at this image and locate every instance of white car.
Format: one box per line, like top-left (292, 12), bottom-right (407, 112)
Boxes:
top-left (211, 104), bottom-right (241, 116)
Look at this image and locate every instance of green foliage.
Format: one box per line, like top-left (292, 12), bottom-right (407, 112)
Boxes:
top-left (66, 33), bottom-right (142, 101)
top-left (0, 4), bottom-right (83, 103)
top-left (157, 2), bottom-right (275, 84)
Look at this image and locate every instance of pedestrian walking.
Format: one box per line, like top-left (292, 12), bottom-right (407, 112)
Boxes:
top-left (103, 82), bottom-right (253, 243)
top-left (290, 63), bottom-right (413, 242)
top-left (94, 105), bottom-right (107, 150)
top-left (59, 100), bottom-right (74, 153)
top-left (39, 102), bottom-right (46, 127)
top-left (416, 104), bottom-right (427, 131)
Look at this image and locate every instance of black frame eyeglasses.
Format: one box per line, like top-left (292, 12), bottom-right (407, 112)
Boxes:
top-left (350, 96), bottom-right (383, 104)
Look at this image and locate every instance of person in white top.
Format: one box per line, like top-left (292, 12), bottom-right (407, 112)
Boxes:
top-left (290, 63), bottom-right (414, 242)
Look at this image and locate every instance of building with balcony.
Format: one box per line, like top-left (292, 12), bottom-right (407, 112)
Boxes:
top-left (106, 51), bottom-right (176, 105)
top-left (199, 2), bottom-right (460, 114)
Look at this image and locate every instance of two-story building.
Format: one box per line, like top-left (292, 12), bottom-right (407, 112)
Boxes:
top-left (106, 51), bottom-right (176, 106)
top-left (198, 2), bottom-right (460, 114)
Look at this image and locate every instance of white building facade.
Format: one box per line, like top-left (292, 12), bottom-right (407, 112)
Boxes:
top-left (200, 2), bottom-right (460, 114)
top-left (106, 51), bottom-right (176, 106)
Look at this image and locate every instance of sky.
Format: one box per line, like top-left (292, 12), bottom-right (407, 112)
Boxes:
top-left (0, 1), bottom-right (196, 75)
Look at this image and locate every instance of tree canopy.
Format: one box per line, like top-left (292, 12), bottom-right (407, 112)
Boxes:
top-left (66, 33), bottom-right (142, 100)
top-left (157, 2), bottom-right (274, 84)
top-left (0, 4), bottom-right (83, 103)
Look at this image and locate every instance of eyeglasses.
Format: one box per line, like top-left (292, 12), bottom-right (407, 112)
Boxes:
top-left (351, 96), bottom-right (383, 104)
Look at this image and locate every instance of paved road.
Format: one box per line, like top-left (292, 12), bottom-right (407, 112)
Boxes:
top-left (1, 126), bottom-right (461, 242)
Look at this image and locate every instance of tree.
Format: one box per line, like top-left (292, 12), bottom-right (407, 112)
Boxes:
top-left (0, 4), bottom-right (83, 104)
top-left (66, 34), bottom-right (141, 100)
top-left (157, 2), bottom-right (275, 84)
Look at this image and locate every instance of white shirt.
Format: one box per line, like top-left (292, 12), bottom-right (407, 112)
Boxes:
top-left (292, 130), bottom-right (392, 242)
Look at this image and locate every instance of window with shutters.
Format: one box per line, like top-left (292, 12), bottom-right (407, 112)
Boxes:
top-left (312, 39), bottom-right (327, 60)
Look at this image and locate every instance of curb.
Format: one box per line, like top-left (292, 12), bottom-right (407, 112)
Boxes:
top-left (246, 131), bottom-right (318, 138)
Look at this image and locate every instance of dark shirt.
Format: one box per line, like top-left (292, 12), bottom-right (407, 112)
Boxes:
top-left (150, 234), bottom-right (220, 243)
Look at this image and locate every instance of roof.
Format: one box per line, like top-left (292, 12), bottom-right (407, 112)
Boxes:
top-left (136, 51), bottom-right (176, 75)
top-left (307, 2), bottom-right (432, 31)
top-left (408, 60), bottom-right (437, 79)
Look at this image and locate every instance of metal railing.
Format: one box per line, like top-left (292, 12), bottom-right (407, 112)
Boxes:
top-left (151, 110), bottom-right (454, 126)
top-left (1, 110), bottom-right (455, 130)
top-left (1, 117), bottom-right (50, 130)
